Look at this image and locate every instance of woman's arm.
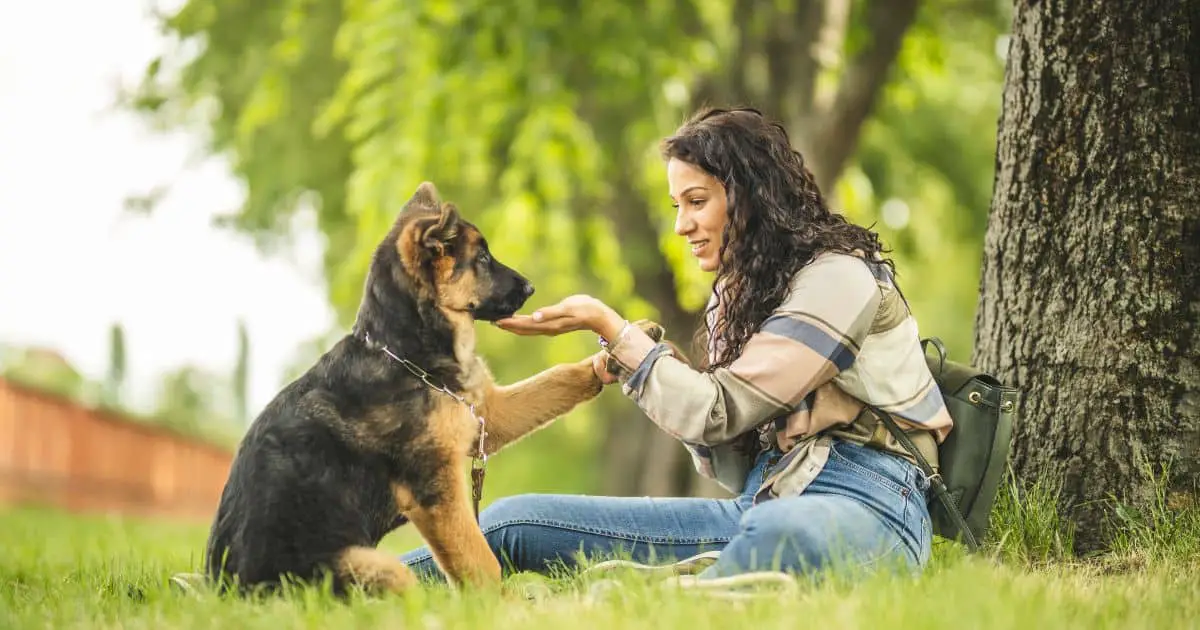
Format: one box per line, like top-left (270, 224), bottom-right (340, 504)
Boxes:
top-left (604, 253), bottom-right (882, 446)
top-left (496, 253), bottom-right (882, 446)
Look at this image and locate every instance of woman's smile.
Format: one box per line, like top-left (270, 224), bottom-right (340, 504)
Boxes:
top-left (668, 157), bottom-right (729, 272)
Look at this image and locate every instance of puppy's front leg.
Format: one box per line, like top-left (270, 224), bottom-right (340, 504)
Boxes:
top-left (400, 470), bottom-right (502, 589)
top-left (478, 359), bottom-right (602, 455)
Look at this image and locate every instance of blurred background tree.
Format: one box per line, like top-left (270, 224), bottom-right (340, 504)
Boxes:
top-left (0, 345), bottom-right (88, 402)
top-left (126, 0), bottom-right (1012, 499)
top-left (233, 318), bottom-right (251, 426)
top-left (101, 323), bottom-right (127, 409)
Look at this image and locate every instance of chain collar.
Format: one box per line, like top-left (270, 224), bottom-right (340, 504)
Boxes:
top-left (363, 332), bottom-right (489, 518)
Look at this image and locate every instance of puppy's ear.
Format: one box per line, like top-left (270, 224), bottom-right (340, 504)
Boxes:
top-left (419, 203), bottom-right (460, 256)
top-left (406, 181), bottom-right (440, 210)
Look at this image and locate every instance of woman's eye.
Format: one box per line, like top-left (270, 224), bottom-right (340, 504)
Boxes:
top-left (690, 198), bottom-right (705, 207)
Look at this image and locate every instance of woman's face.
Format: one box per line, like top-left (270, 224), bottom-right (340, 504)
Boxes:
top-left (667, 158), bottom-right (729, 273)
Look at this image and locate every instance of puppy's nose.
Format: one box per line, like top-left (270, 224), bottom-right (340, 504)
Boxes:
top-left (522, 282), bottom-right (535, 298)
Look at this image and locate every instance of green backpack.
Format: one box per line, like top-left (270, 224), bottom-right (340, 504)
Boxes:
top-left (874, 337), bottom-right (1019, 552)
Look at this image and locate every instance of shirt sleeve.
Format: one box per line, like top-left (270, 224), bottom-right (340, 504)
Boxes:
top-left (605, 253), bottom-right (882, 446)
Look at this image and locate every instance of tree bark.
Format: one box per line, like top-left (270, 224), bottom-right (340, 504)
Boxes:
top-left (974, 0), bottom-right (1200, 552)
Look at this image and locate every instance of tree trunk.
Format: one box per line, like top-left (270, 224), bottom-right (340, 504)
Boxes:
top-left (974, 0), bottom-right (1200, 552)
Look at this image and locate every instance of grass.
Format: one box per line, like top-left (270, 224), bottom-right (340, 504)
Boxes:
top-left (2, 478), bottom-right (1199, 630)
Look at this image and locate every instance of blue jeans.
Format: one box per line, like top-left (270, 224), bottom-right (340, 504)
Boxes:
top-left (400, 439), bottom-right (932, 581)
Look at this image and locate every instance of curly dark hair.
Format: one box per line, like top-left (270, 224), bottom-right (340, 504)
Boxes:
top-left (661, 106), bottom-right (894, 371)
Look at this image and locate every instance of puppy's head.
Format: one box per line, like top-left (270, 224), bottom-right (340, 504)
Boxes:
top-left (393, 182), bottom-right (534, 321)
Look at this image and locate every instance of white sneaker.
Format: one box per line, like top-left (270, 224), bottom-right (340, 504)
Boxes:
top-left (581, 565), bottom-right (800, 604)
top-left (661, 571), bottom-right (800, 601)
top-left (581, 550), bottom-right (723, 578)
top-left (169, 572), bottom-right (209, 595)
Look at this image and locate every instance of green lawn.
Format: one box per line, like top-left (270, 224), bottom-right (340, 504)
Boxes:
top-left (2, 492), bottom-right (1197, 630)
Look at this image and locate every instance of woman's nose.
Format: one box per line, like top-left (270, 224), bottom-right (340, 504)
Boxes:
top-left (674, 209), bottom-right (693, 236)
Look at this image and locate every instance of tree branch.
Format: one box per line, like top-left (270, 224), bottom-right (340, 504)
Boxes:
top-left (675, 0), bottom-right (710, 41)
top-left (691, 0), bottom-right (758, 108)
top-left (768, 0), bottom-right (832, 125)
top-left (727, 0), bottom-right (758, 104)
top-left (809, 0), bottom-right (920, 194)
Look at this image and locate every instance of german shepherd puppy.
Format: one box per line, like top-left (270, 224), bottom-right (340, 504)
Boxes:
top-left (203, 182), bottom-right (608, 596)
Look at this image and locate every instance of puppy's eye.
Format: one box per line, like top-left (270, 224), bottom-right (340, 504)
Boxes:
top-left (478, 251), bottom-right (491, 264)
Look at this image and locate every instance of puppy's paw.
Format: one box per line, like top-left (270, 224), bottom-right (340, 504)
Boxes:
top-left (632, 319), bottom-right (665, 343)
top-left (635, 320), bottom-right (692, 366)
top-left (604, 319), bottom-right (686, 376)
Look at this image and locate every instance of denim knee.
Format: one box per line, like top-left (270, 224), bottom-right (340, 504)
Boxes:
top-left (723, 499), bottom-right (829, 573)
top-left (714, 494), bottom-right (915, 578)
top-left (477, 494), bottom-right (553, 573)
top-left (479, 494), bottom-right (538, 530)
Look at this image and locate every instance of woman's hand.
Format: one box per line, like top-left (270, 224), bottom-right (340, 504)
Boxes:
top-left (495, 294), bottom-right (626, 341)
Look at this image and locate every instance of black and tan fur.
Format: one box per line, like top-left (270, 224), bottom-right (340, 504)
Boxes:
top-left (204, 182), bottom-right (610, 597)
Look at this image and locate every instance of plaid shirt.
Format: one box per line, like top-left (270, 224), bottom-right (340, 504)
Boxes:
top-left (606, 252), bottom-right (954, 496)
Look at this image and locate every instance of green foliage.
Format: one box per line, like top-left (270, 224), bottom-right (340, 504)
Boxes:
top-left (987, 468), bottom-right (1078, 566)
top-left (849, 0), bottom-right (1011, 356)
top-left (129, 0), bottom-right (1014, 495)
top-left (151, 364), bottom-right (237, 443)
top-left (983, 457), bottom-right (1200, 571)
top-left (0, 345), bottom-right (87, 401)
top-left (130, 0), bottom-right (1008, 331)
top-left (131, 0), bottom-right (357, 273)
top-left (1106, 462), bottom-right (1200, 565)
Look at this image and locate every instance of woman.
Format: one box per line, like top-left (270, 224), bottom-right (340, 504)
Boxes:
top-left (401, 107), bottom-right (954, 586)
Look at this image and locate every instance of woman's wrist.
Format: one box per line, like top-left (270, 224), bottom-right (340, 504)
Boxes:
top-left (593, 305), bottom-right (628, 343)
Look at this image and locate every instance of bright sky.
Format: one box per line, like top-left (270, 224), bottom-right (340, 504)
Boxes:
top-left (0, 1), bottom-right (337, 415)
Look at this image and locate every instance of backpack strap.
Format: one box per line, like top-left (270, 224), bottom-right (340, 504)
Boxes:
top-left (921, 337), bottom-right (947, 377)
top-left (861, 260), bottom-right (983, 552)
top-left (866, 404), bottom-right (980, 552)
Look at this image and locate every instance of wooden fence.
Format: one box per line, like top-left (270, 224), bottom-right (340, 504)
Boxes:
top-left (0, 377), bottom-right (233, 522)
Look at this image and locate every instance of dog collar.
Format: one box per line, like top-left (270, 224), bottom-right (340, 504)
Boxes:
top-left (363, 332), bottom-right (489, 521)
